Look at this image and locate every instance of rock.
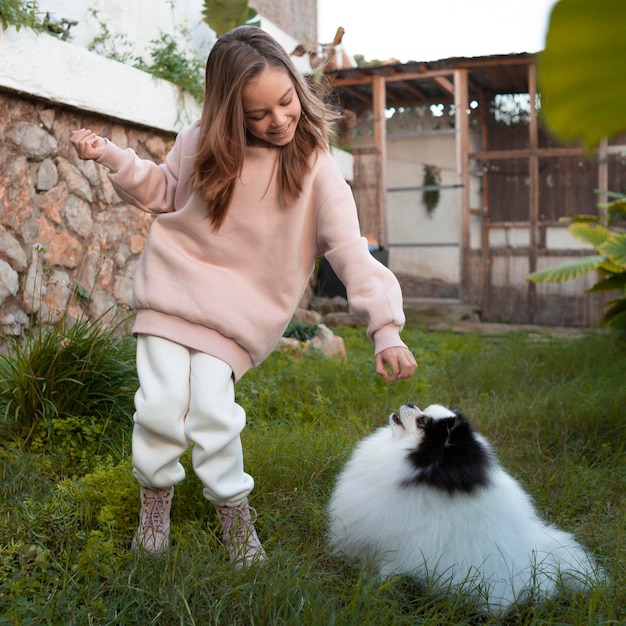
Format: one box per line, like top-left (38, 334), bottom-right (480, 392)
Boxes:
top-left (276, 323), bottom-right (346, 360)
top-left (0, 225), bottom-right (28, 271)
top-left (7, 121), bottom-right (57, 160)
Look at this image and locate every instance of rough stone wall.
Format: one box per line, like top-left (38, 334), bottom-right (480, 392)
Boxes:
top-left (251, 0), bottom-right (317, 45)
top-left (0, 89), bottom-right (175, 335)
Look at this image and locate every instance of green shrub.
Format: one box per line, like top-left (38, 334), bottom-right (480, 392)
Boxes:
top-left (0, 0), bottom-right (42, 31)
top-left (0, 314), bottom-right (137, 444)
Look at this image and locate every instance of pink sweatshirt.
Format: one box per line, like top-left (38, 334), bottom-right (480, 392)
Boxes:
top-left (97, 123), bottom-right (407, 380)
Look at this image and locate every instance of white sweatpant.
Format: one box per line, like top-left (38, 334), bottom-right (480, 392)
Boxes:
top-left (132, 334), bottom-right (255, 506)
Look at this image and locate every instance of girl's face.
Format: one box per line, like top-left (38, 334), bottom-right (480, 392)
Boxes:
top-left (242, 67), bottom-right (302, 147)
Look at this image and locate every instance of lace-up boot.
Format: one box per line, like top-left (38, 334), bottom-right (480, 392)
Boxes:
top-left (215, 498), bottom-right (266, 570)
top-left (131, 486), bottom-right (173, 554)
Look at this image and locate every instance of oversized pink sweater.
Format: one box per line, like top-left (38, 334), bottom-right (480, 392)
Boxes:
top-left (97, 123), bottom-right (407, 380)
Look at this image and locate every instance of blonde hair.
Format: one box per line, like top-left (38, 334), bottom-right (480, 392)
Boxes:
top-left (193, 26), bottom-right (339, 229)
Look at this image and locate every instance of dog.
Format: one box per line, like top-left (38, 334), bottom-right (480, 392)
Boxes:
top-left (327, 403), bottom-right (604, 614)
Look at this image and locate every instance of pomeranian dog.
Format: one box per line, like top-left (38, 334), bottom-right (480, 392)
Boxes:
top-left (328, 403), bottom-right (604, 614)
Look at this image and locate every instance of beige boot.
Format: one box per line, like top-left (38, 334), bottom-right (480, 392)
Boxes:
top-left (215, 498), bottom-right (267, 570)
top-left (131, 486), bottom-right (173, 554)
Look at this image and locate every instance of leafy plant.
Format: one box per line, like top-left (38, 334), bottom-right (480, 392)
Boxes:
top-left (87, 9), bottom-right (136, 64)
top-left (527, 0), bottom-right (626, 331)
top-left (134, 32), bottom-right (205, 102)
top-left (283, 320), bottom-right (319, 342)
top-left (0, 0), bottom-right (42, 31)
top-left (201, 0), bottom-right (259, 37)
top-left (422, 164), bottom-right (442, 217)
top-left (527, 197), bottom-right (626, 331)
top-left (0, 313), bottom-right (137, 443)
top-left (539, 0), bottom-right (626, 150)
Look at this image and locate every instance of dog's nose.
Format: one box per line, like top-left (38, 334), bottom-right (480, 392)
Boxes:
top-left (407, 402), bottom-right (417, 409)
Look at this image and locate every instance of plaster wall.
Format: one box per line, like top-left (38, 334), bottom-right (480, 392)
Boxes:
top-left (0, 2), bottom-right (313, 136)
top-left (385, 128), bottom-right (481, 285)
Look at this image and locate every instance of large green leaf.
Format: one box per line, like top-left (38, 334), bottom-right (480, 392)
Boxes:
top-left (598, 233), bottom-right (626, 267)
top-left (539, 0), bottom-right (626, 149)
top-left (568, 222), bottom-right (611, 248)
top-left (527, 255), bottom-right (606, 283)
top-left (202, 0), bottom-right (259, 36)
top-left (602, 297), bottom-right (626, 330)
top-left (587, 275), bottom-right (626, 293)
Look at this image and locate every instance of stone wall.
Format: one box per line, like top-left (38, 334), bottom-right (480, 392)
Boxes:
top-left (0, 89), bottom-right (175, 335)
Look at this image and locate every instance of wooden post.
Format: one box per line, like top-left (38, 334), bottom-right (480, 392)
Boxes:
top-left (528, 62), bottom-right (539, 322)
top-left (598, 137), bottom-right (609, 224)
top-left (372, 74), bottom-right (387, 247)
top-left (454, 68), bottom-right (470, 300)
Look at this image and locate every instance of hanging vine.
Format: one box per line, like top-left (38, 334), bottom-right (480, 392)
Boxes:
top-left (422, 164), bottom-right (442, 217)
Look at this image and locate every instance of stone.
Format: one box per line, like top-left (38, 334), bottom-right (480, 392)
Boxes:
top-left (276, 323), bottom-right (346, 360)
top-left (36, 183), bottom-right (68, 225)
top-left (310, 323), bottom-right (347, 359)
top-left (44, 270), bottom-right (72, 322)
top-left (0, 225), bottom-right (28, 271)
top-left (0, 303), bottom-right (30, 335)
top-left (39, 109), bottom-right (56, 130)
top-left (36, 157), bottom-right (59, 191)
top-left (63, 194), bottom-right (94, 239)
top-left (7, 122), bottom-right (57, 160)
top-left (129, 235), bottom-right (145, 255)
top-left (76, 158), bottom-right (101, 186)
top-left (45, 231), bottom-right (84, 269)
top-left (22, 244), bottom-right (48, 314)
top-left (292, 307), bottom-right (322, 324)
top-left (113, 264), bottom-right (135, 306)
top-left (56, 158), bottom-right (93, 203)
top-left (322, 311), bottom-right (362, 328)
top-left (0, 260), bottom-right (19, 305)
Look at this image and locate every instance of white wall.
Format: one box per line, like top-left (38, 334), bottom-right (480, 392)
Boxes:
top-left (37, 0), bottom-right (312, 74)
top-left (0, 1), bottom-right (313, 133)
top-left (385, 127), bottom-right (482, 284)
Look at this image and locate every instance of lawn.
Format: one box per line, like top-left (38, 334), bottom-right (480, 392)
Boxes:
top-left (0, 318), bottom-right (624, 625)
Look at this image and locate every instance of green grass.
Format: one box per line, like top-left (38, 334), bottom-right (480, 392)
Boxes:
top-left (0, 320), bottom-right (624, 625)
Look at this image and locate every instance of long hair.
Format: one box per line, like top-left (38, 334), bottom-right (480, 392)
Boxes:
top-left (193, 26), bottom-right (339, 229)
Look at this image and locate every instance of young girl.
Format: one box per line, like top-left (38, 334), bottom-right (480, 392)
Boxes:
top-left (71, 25), bottom-right (417, 569)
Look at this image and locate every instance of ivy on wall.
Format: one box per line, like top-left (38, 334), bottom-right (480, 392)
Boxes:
top-left (422, 164), bottom-right (442, 217)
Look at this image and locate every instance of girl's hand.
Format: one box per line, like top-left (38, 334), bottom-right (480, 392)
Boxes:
top-left (70, 128), bottom-right (106, 161)
top-left (375, 346), bottom-right (418, 383)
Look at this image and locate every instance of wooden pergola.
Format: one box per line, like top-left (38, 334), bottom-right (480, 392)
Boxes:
top-left (324, 54), bottom-right (613, 311)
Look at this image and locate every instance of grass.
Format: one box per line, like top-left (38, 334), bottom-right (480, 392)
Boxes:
top-left (0, 318), bottom-right (624, 625)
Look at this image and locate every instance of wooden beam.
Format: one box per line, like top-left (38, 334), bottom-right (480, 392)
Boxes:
top-left (333, 84), bottom-right (371, 105)
top-left (598, 137), bottom-right (609, 223)
top-left (373, 74), bottom-right (388, 247)
top-left (471, 147), bottom-right (590, 160)
top-left (331, 67), bottom-right (455, 88)
top-left (528, 62), bottom-right (539, 322)
top-left (455, 68), bottom-right (470, 300)
top-left (433, 75), bottom-right (455, 97)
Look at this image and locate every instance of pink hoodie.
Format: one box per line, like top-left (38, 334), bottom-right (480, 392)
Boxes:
top-left (97, 123), bottom-right (407, 380)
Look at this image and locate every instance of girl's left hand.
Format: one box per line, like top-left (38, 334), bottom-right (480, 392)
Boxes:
top-left (375, 347), bottom-right (418, 383)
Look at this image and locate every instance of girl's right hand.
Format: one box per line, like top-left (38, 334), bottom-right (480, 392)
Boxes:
top-left (70, 128), bottom-right (106, 161)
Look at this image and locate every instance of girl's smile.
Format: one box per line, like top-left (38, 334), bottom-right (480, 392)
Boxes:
top-left (242, 67), bottom-right (302, 147)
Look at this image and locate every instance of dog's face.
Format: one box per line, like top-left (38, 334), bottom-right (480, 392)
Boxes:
top-left (389, 403), bottom-right (457, 444)
top-left (389, 403), bottom-right (492, 494)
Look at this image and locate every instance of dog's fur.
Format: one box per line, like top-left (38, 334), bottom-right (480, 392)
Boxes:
top-left (328, 403), bottom-right (604, 614)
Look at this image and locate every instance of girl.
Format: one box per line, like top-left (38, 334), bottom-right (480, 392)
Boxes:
top-left (71, 25), bottom-right (417, 569)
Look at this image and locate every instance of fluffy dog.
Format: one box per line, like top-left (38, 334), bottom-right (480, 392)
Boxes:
top-left (328, 403), bottom-right (604, 614)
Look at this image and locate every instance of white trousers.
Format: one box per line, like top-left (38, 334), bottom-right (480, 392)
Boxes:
top-left (132, 335), bottom-right (254, 506)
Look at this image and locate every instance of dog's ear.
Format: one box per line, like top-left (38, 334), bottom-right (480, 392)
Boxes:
top-left (450, 412), bottom-right (465, 430)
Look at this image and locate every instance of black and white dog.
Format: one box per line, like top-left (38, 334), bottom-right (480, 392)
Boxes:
top-left (328, 403), bottom-right (604, 614)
